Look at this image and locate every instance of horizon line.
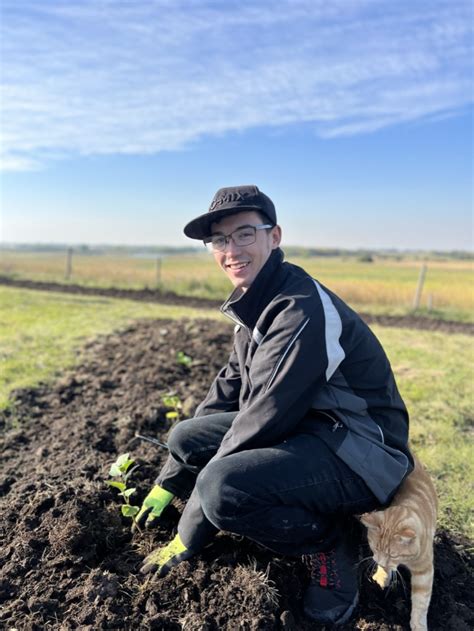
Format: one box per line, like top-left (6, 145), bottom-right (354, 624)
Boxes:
top-left (1, 241), bottom-right (472, 257)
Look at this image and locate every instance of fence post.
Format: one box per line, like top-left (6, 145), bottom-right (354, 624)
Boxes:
top-left (412, 263), bottom-right (427, 310)
top-left (156, 256), bottom-right (162, 287)
top-left (65, 248), bottom-right (73, 280)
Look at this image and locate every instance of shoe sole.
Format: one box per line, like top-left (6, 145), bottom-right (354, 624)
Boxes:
top-left (304, 591), bottom-right (359, 626)
top-left (334, 591), bottom-right (359, 626)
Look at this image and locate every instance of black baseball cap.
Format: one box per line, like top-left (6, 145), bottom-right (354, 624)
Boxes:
top-left (183, 185), bottom-right (277, 240)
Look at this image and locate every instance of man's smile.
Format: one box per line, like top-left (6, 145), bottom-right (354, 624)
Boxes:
top-left (225, 261), bottom-right (250, 271)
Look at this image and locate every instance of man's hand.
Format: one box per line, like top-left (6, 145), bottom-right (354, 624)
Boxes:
top-left (140, 533), bottom-right (194, 577)
top-left (134, 485), bottom-right (174, 530)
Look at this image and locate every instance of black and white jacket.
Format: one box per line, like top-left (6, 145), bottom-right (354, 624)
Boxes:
top-left (195, 248), bottom-right (413, 504)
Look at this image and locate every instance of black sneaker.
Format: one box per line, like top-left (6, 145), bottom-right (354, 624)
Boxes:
top-left (302, 543), bottom-right (359, 626)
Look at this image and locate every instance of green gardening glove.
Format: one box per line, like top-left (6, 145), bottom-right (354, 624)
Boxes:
top-left (140, 533), bottom-right (194, 577)
top-left (134, 485), bottom-right (174, 530)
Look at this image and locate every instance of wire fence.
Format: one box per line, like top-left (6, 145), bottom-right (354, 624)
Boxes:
top-left (1, 248), bottom-right (473, 318)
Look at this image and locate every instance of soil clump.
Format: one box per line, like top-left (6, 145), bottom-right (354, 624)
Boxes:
top-left (1, 318), bottom-right (472, 630)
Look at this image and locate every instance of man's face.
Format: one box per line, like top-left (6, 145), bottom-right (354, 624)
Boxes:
top-left (209, 210), bottom-right (282, 291)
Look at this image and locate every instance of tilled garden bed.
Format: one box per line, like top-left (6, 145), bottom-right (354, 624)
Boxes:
top-left (1, 319), bottom-right (472, 630)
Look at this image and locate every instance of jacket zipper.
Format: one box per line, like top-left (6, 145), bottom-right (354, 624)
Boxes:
top-left (265, 317), bottom-right (310, 391)
top-left (318, 410), bottom-right (343, 431)
top-left (221, 306), bottom-right (248, 332)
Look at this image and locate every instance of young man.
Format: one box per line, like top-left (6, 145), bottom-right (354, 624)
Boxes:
top-left (137, 185), bottom-right (413, 625)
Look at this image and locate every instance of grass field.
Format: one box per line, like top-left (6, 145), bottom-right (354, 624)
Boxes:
top-left (2, 285), bottom-right (473, 538)
top-left (1, 250), bottom-right (473, 322)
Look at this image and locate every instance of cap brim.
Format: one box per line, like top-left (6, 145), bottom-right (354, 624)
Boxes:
top-left (183, 205), bottom-right (264, 240)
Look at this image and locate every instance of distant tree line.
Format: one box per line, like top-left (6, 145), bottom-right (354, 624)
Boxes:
top-left (282, 246), bottom-right (473, 261)
top-left (1, 242), bottom-right (472, 260)
top-left (0, 243), bottom-right (201, 256)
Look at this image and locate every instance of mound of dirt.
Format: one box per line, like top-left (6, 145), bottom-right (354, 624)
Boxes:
top-left (1, 319), bottom-right (472, 630)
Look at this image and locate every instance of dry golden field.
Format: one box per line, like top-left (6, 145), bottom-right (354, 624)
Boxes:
top-left (1, 249), bottom-right (472, 321)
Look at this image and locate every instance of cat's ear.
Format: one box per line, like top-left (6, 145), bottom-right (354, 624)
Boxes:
top-left (359, 512), bottom-right (381, 529)
top-left (397, 527), bottom-right (417, 542)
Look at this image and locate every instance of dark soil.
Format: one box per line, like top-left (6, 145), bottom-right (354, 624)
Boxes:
top-left (1, 319), bottom-right (472, 630)
top-left (1, 275), bottom-right (472, 336)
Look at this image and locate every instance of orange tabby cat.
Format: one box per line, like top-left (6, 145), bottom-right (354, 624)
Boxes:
top-left (360, 455), bottom-right (438, 631)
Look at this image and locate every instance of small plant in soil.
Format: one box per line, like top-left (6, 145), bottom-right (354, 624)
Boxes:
top-left (176, 351), bottom-right (193, 367)
top-left (162, 393), bottom-right (182, 421)
top-left (106, 453), bottom-right (141, 531)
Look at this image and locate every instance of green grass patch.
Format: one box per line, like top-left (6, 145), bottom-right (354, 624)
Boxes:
top-left (373, 326), bottom-right (474, 539)
top-left (0, 286), bottom-right (218, 410)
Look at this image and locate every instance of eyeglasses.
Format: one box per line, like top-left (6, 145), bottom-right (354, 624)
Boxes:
top-left (204, 224), bottom-right (273, 252)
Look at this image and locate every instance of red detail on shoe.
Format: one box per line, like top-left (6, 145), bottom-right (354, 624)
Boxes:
top-left (305, 549), bottom-right (343, 590)
top-left (318, 553), bottom-right (328, 588)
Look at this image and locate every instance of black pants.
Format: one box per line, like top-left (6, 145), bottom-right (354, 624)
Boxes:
top-left (157, 412), bottom-right (381, 555)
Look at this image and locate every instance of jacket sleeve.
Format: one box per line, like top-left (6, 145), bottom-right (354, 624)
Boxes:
top-left (193, 342), bottom-right (242, 417)
top-left (212, 296), bottom-right (336, 459)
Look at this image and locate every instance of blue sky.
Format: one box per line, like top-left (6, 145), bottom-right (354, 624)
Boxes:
top-left (1, 0), bottom-right (472, 250)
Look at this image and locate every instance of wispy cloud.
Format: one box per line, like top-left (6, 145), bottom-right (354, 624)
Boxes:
top-left (1, 0), bottom-right (472, 170)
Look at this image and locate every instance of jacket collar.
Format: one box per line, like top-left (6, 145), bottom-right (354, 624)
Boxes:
top-left (221, 248), bottom-right (286, 329)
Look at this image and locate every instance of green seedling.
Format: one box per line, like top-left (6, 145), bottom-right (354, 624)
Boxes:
top-left (106, 452), bottom-right (141, 531)
top-left (176, 351), bottom-right (193, 367)
top-left (162, 393), bottom-right (182, 421)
